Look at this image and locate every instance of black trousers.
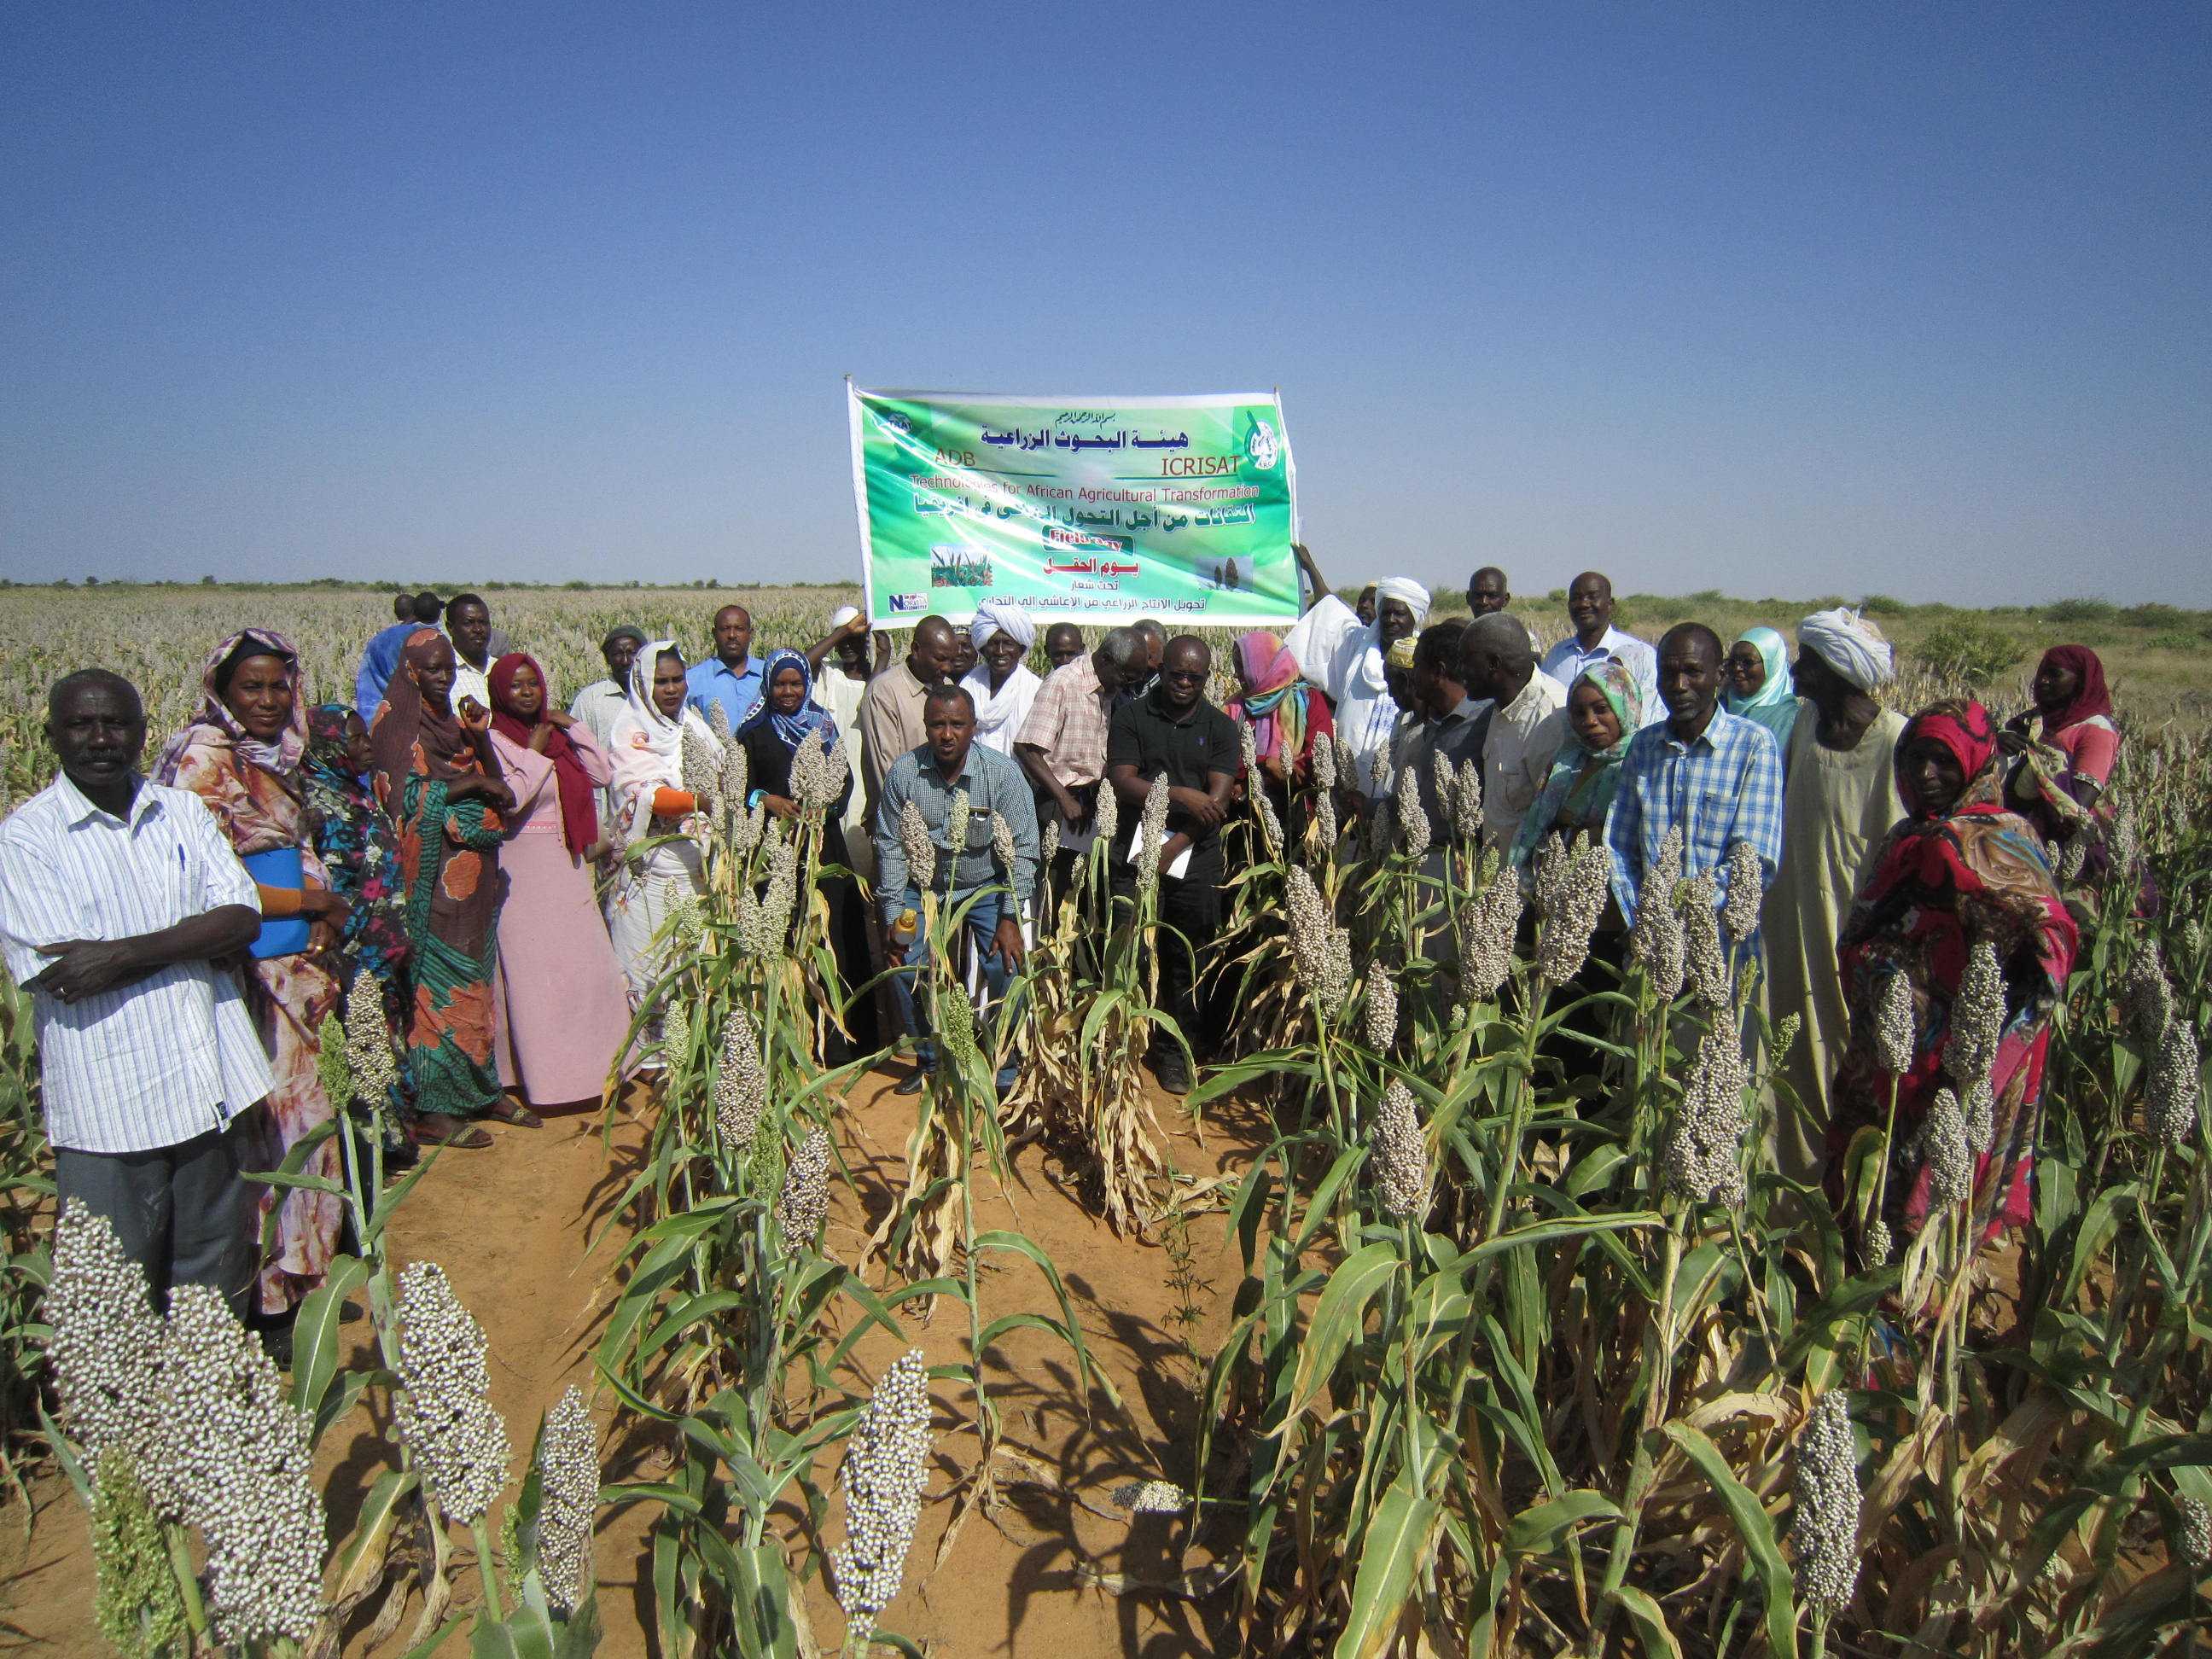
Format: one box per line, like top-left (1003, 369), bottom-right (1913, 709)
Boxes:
top-left (1111, 855), bottom-right (1224, 1061)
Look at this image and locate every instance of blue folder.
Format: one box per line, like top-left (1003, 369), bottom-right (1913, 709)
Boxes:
top-left (241, 847), bottom-right (313, 960)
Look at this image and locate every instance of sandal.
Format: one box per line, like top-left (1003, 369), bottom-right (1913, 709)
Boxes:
top-left (486, 1100), bottom-right (543, 1129)
top-left (412, 1114), bottom-right (495, 1150)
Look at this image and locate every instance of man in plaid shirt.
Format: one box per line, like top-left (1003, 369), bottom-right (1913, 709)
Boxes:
top-left (1606, 623), bottom-right (1784, 925)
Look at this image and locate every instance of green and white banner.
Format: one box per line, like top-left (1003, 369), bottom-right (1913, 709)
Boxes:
top-left (847, 383), bottom-right (1300, 630)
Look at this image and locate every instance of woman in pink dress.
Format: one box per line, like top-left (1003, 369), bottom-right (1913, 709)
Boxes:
top-left (486, 652), bottom-right (634, 1115)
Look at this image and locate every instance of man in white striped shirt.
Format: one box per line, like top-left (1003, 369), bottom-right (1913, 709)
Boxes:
top-left (0, 670), bottom-right (271, 1313)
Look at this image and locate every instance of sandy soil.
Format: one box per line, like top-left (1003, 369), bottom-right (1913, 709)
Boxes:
top-left (0, 1066), bottom-right (1265, 1656)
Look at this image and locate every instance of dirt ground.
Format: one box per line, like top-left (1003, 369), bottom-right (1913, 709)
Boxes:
top-left (0, 1065), bottom-right (1265, 1656)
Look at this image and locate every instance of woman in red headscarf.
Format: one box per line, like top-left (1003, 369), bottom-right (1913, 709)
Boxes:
top-left (2008, 644), bottom-right (2118, 793)
top-left (1825, 700), bottom-right (2077, 1249)
top-left (486, 653), bottom-right (635, 1112)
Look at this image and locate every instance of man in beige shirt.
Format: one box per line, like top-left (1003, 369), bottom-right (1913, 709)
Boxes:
top-left (857, 616), bottom-right (962, 822)
top-left (1460, 613), bottom-right (1566, 855)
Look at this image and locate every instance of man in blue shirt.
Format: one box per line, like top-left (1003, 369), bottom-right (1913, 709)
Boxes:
top-left (685, 604), bottom-right (765, 730)
top-left (1605, 623), bottom-right (1784, 926)
top-left (874, 684), bottom-right (1039, 1097)
top-left (1540, 572), bottom-right (1661, 726)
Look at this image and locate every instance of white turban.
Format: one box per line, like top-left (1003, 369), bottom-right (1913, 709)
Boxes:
top-left (969, 600), bottom-right (1035, 651)
top-left (1372, 577), bottom-right (1432, 625)
top-left (1797, 607), bottom-right (1895, 690)
top-left (829, 603), bottom-right (860, 630)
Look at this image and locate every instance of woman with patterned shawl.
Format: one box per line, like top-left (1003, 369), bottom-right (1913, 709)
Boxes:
top-left (1825, 700), bottom-right (2078, 1245)
top-left (154, 629), bottom-right (346, 1330)
top-left (300, 701), bottom-right (444, 1154)
top-left (370, 627), bottom-right (523, 1130)
top-left (1225, 630), bottom-right (1336, 784)
top-left (2002, 645), bottom-right (2129, 908)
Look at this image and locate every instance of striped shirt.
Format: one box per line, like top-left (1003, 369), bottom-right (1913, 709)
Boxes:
top-left (0, 773), bottom-right (272, 1154)
top-left (1605, 707), bottom-right (1784, 924)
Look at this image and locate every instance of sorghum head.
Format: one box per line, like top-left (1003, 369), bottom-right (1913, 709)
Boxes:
top-left (1370, 1080), bottom-right (1428, 1221)
top-left (1792, 1392), bottom-right (1862, 1615)
top-left (898, 799), bottom-right (936, 895)
top-left (830, 1349), bottom-right (933, 1634)
top-left (533, 1386), bottom-right (598, 1617)
top-left (714, 1006), bottom-right (768, 1154)
top-left (777, 1126), bottom-right (833, 1247)
top-left (1363, 963), bottom-right (1399, 1052)
top-left (1722, 839), bottom-right (1764, 945)
top-left (391, 1261), bottom-right (511, 1526)
top-left (2149, 1018), bottom-right (2203, 1150)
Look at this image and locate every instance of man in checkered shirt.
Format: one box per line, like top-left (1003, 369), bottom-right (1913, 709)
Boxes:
top-left (1606, 624), bottom-right (1784, 928)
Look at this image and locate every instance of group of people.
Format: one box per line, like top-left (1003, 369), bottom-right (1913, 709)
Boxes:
top-left (0, 567), bottom-right (2127, 1354)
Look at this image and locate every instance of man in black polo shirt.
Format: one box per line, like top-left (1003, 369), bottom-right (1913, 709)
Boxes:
top-left (1106, 634), bottom-right (1237, 1094)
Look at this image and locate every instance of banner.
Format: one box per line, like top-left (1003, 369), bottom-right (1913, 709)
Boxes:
top-left (847, 383), bottom-right (1300, 630)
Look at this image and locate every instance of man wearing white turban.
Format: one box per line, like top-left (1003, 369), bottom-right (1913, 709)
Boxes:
top-left (1794, 608), bottom-right (1895, 693)
top-left (962, 602), bottom-right (1043, 758)
top-left (1762, 607), bottom-right (1906, 1190)
top-left (1290, 576), bottom-right (1430, 800)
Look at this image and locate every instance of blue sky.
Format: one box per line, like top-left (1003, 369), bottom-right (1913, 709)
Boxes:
top-left (4, 3), bottom-right (2207, 602)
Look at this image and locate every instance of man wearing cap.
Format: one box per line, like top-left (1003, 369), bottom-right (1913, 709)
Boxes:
top-left (570, 626), bottom-right (648, 838)
top-left (1762, 608), bottom-right (1906, 1187)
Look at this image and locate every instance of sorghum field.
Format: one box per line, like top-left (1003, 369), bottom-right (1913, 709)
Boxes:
top-left (1, 580), bottom-right (2209, 1657)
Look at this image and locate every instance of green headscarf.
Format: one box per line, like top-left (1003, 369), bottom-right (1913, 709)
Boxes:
top-left (1511, 661), bottom-right (1642, 869)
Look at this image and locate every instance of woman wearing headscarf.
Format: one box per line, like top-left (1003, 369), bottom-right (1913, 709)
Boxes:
top-left (155, 630), bottom-right (346, 1340)
top-left (1723, 626), bottom-right (1801, 763)
top-left (300, 702), bottom-right (439, 1155)
top-left (736, 649), bottom-right (878, 1051)
top-left (486, 653), bottom-right (634, 1113)
top-left (1825, 700), bottom-right (2077, 1249)
top-left (961, 600), bottom-right (1043, 757)
top-left (370, 627), bottom-right (522, 1131)
top-left (607, 639), bottom-right (716, 1011)
top-left (2001, 647), bottom-right (2126, 899)
top-left (1225, 629), bottom-right (1336, 806)
top-left (2008, 644), bottom-right (2119, 795)
top-left (1511, 660), bottom-right (1641, 876)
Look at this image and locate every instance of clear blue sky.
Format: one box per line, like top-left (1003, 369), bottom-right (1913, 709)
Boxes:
top-left (4, 3), bottom-right (2207, 602)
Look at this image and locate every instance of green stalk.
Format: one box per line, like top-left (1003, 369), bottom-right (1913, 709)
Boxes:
top-left (471, 1513), bottom-right (504, 1621)
top-left (162, 1522), bottom-right (207, 1640)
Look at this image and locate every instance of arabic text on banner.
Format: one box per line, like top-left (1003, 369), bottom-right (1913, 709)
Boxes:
top-left (847, 384), bottom-right (1300, 630)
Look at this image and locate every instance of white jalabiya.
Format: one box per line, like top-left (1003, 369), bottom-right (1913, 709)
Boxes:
top-left (604, 639), bottom-right (716, 1009)
top-left (962, 662), bottom-right (1043, 758)
top-left (1289, 590), bottom-right (1434, 800)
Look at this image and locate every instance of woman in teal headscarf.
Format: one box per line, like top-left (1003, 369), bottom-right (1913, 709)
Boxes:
top-left (1511, 661), bottom-right (1643, 874)
top-left (1724, 626), bottom-right (1801, 760)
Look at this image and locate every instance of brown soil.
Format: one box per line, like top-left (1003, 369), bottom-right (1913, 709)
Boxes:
top-left (0, 1067), bottom-right (1265, 1656)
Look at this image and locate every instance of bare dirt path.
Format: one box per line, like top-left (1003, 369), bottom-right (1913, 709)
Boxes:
top-left (0, 1068), bottom-right (1263, 1656)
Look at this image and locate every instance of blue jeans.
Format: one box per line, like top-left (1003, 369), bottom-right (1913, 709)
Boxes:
top-left (885, 888), bottom-right (1018, 1090)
